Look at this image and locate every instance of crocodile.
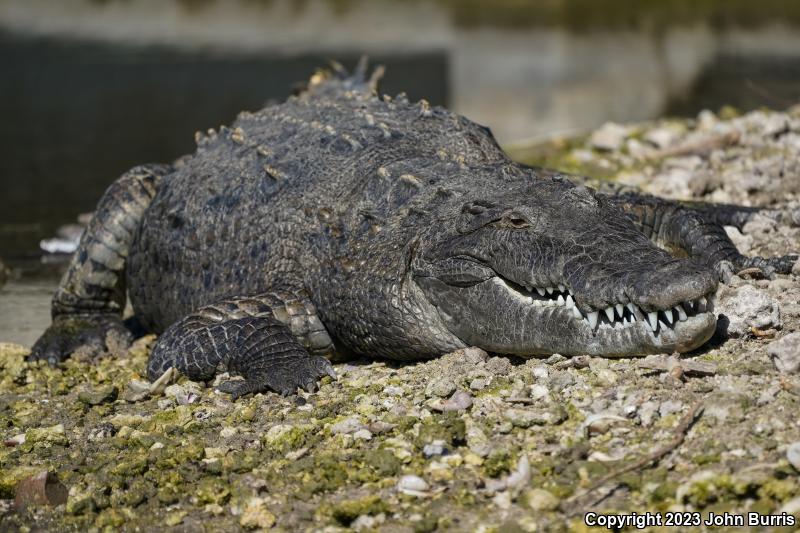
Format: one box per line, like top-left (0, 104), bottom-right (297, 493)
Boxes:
top-left (30, 61), bottom-right (798, 397)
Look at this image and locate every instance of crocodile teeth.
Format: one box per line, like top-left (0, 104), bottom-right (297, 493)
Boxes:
top-left (572, 306), bottom-right (583, 319)
top-left (658, 320), bottom-right (669, 331)
top-left (660, 309), bottom-right (673, 326)
top-left (629, 303), bottom-right (646, 322)
top-left (603, 307), bottom-right (614, 322)
top-left (697, 296), bottom-right (707, 312)
top-left (558, 284), bottom-right (565, 292)
top-left (615, 303), bottom-right (624, 319)
top-left (536, 288), bottom-right (546, 297)
top-left (676, 305), bottom-right (687, 321)
top-left (626, 303), bottom-right (637, 319)
top-left (587, 311), bottom-right (599, 330)
top-left (546, 287), bottom-right (554, 295)
top-left (647, 312), bottom-right (658, 332)
top-left (565, 295), bottom-right (574, 308)
top-left (557, 295), bottom-right (565, 306)
top-left (524, 284), bottom-right (532, 292)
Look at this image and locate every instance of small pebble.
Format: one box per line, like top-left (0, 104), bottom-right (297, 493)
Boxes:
top-left (638, 401), bottom-right (659, 426)
top-left (524, 488), bottom-right (560, 511)
top-left (351, 513), bottom-right (385, 530)
top-left (505, 406), bottom-right (566, 428)
top-left (659, 400), bottom-right (683, 417)
top-left (157, 398), bottom-right (174, 410)
top-left (239, 497), bottom-right (276, 529)
top-left (582, 412), bottom-right (628, 436)
top-left (383, 385), bottom-right (404, 396)
top-left (353, 429), bottom-right (373, 440)
top-left (14, 471), bottom-right (67, 511)
top-left (330, 417), bottom-right (365, 435)
top-left (780, 496), bottom-right (800, 515)
top-left (425, 377), bottom-right (456, 398)
top-left (544, 353), bottom-right (566, 365)
top-left (716, 285), bottom-right (781, 336)
top-left (485, 356), bottom-right (512, 375)
top-left (531, 365), bottom-right (549, 379)
top-left (549, 371), bottom-right (575, 390)
top-left (423, 440), bottom-right (448, 458)
top-left (77, 385), bottom-right (118, 406)
top-left (493, 491), bottom-right (512, 509)
top-left (530, 384), bottom-right (549, 400)
top-left (397, 475), bottom-right (429, 496)
top-left (589, 122), bottom-right (631, 151)
top-left (438, 390), bottom-right (473, 412)
top-left (594, 368), bottom-right (618, 386)
top-left (469, 378), bottom-right (487, 391)
top-left (767, 333), bottom-right (800, 374)
top-left (87, 422), bottom-right (116, 441)
top-left (3, 433), bottom-right (25, 447)
top-left (219, 427), bottom-right (237, 439)
top-left (367, 420), bottom-right (397, 434)
top-left (461, 346), bottom-right (488, 364)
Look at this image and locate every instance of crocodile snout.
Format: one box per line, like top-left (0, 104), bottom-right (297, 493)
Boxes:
top-left (629, 259), bottom-right (718, 312)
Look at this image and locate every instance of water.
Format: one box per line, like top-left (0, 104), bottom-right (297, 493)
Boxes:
top-left (0, 260), bottom-right (60, 346)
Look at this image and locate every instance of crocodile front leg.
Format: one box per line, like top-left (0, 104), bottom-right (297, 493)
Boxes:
top-left (611, 192), bottom-right (798, 281)
top-left (147, 290), bottom-right (335, 398)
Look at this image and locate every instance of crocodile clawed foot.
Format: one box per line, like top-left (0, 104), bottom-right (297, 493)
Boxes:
top-left (301, 379), bottom-right (318, 393)
top-left (217, 355), bottom-right (335, 399)
top-left (716, 253), bottom-right (798, 282)
top-left (216, 379), bottom-right (265, 401)
top-left (29, 315), bottom-right (132, 365)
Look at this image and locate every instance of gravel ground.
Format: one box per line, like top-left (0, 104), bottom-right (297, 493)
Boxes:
top-left (2, 106), bottom-right (800, 532)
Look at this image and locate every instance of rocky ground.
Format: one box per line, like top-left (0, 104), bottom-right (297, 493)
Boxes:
top-left (2, 106), bottom-right (800, 532)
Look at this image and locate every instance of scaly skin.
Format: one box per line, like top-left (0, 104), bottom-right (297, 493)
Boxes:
top-left (30, 62), bottom-right (798, 396)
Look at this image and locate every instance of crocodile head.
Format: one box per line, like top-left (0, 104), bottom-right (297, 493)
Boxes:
top-left (413, 174), bottom-right (718, 357)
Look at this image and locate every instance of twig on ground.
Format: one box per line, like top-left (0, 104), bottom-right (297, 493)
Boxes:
top-left (561, 399), bottom-right (704, 514)
top-left (750, 326), bottom-right (777, 338)
top-left (649, 130), bottom-right (739, 159)
top-left (637, 354), bottom-right (717, 377)
top-left (506, 396), bottom-right (536, 404)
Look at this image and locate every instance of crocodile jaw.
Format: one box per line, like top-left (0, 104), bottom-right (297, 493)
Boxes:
top-left (415, 275), bottom-right (717, 357)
